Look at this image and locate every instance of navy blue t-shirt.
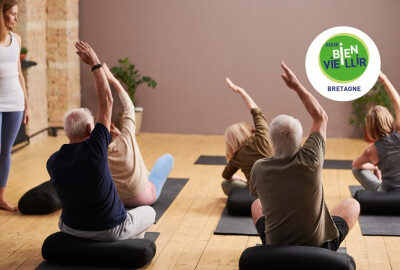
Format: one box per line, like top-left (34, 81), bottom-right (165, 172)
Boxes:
top-left (47, 123), bottom-right (127, 231)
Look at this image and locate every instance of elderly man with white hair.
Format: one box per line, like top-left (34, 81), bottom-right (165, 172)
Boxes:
top-left (249, 62), bottom-right (360, 251)
top-left (47, 41), bottom-right (155, 241)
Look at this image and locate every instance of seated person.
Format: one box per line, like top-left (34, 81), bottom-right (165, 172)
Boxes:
top-left (221, 78), bottom-right (273, 196)
top-left (352, 71), bottom-right (400, 192)
top-left (250, 62), bottom-right (360, 251)
top-left (47, 41), bottom-right (155, 241)
top-left (102, 64), bottom-right (174, 208)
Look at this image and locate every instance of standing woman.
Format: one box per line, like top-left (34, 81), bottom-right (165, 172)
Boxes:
top-left (0, 0), bottom-right (29, 211)
top-left (221, 78), bottom-right (272, 195)
top-left (352, 71), bottom-right (400, 192)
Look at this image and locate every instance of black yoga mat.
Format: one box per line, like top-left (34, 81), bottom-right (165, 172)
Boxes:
top-left (214, 207), bottom-right (258, 236)
top-left (195, 155), bottom-right (227, 165)
top-left (152, 177), bottom-right (189, 223)
top-left (323, 160), bottom-right (353, 169)
top-left (144, 231), bottom-right (160, 242)
top-left (194, 155), bottom-right (352, 169)
top-left (349, 185), bottom-right (400, 236)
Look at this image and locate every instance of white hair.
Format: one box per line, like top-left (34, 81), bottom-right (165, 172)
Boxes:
top-left (63, 108), bottom-right (94, 139)
top-left (269, 115), bottom-right (303, 160)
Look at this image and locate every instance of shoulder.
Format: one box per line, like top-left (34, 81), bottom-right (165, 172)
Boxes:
top-left (93, 122), bottom-right (110, 135)
top-left (46, 151), bottom-right (59, 169)
top-left (365, 143), bottom-right (377, 156)
top-left (12, 32), bottom-right (21, 46)
top-left (252, 157), bottom-right (271, 170)
top-left (89, 123), bottom-right (111, 146)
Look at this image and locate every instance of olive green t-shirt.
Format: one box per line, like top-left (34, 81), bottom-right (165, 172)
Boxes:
top-left (249, 132), bottom-right (339, 247)
top-left (222, 108), bottom-right (272, 181)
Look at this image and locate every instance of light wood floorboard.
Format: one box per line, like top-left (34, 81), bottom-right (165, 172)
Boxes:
top-left (0, 133), bottom-right (399, 269)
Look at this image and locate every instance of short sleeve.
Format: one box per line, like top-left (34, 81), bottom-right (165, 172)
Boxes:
top-left (251, 108), bottom-right (269, 140)
top-left (222, 161), bottom-right (239, 180)
top-left (87, 123), bottom-right (111, 157)
top-left (299, 132), bottom-right (325, 166)
top-left (46, 154), bottom-right (56, 180)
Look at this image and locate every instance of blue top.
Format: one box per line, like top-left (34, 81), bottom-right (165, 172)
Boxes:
top-left (375, 131), bottom-right (400, 191)
top-left (47, 123), bottom-right (127, 231)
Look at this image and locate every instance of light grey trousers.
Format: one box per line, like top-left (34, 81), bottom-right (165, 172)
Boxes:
top-left (221, 179), bottom-right (247, 196)
top-left (59, 205), bottom-right (156, 241)
top-left (352, 168), bottom-right (383, 191)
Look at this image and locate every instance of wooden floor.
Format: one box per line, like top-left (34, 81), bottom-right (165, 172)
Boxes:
top-left (1, 132), bottom-right (399, 270)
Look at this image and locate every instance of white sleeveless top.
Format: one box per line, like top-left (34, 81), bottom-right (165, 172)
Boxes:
top-left (0, 32), bottom-right (24, 112)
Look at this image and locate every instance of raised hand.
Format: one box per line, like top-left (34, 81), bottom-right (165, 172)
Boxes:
top-left (225, 77), bottom-right (257, 110)
top-left (226, 78), bottom-right (244, 93)
top-left (75, 41), bottom-right (100, 67)
top-left (280, 61), bottom-right (300, 90)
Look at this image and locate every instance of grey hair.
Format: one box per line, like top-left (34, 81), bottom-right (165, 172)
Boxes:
top-left (269, 115), bottom-right (303, 160)
top-left (63, 108), bottom-right (94, 139)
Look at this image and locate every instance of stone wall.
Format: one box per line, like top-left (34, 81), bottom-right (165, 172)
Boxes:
top-left (13, 0), bottom-right (80, 135)
top-left (47, 0), bottom-right (80, 127)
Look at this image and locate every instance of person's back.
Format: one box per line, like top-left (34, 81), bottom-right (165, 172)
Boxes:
top-left (103, 64), bottom-right (173, 207)
top-left (352, 72), bottom-right (400, 192)
top-left (47, 41), bottom-right (155, 241)
top-left (375, 131), bottom-right (400, 190)
top-left (48, 123), bottom-right (126, 231)
top-left (251, 132), bottom-right (337, 246)
top-left (220, 78), bottom-right (272, 196)
top-left (250, 62), bottom-right (359, 251)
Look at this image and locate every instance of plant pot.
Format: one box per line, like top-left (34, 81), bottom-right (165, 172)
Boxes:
top-left (135, 107), bottom-right (143, 135)
top-left (20, 54), bottom-right (26, 61)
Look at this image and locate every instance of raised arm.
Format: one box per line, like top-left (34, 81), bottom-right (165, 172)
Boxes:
top-left (103, 63), bottom-right (125, 95)
top-left (75, 41), bottom-right (113, 131)
top-left (379, 71), bottom-right (400, 131)
top-left (280, 61), bottom-right (328, 141)
top-left (226, 78), bottom-right (258, 110)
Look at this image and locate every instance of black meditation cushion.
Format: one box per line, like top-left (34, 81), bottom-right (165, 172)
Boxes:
top-left (239, 245), bottom-right (356, 270)
top-left (226, 187), bottom-right (257, 216)
top-left (354, 189), bottom-right (400, 215)
top-left (18, 180), bottom-right (61, 214)
top-left (42, 232), bottom-right (156, 268)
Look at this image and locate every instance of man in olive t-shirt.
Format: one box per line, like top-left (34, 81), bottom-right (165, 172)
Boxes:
top-left (249, 62), bottom-right (360, 251)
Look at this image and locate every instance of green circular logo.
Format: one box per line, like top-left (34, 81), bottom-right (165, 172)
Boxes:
top-left (319, 34), bottom-right (369, 83)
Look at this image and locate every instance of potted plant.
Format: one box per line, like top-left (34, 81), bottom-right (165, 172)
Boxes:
top-left (111, 57), bottom-right (157, 134)
top-left (20, 47), bottom-right (27, 61)
top-left (349, 80), bottom-right (394, 142)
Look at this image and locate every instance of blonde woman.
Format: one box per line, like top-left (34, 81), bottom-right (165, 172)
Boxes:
top-left (221, 78), bottom-right (272, 195)
top-left (352, 71), bottom-right (400, 191)
top-left (0, 0), bottom-right (29, 211)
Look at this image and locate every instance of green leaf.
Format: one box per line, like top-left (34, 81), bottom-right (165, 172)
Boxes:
top-left (110, 57), bottom-right (157, 106)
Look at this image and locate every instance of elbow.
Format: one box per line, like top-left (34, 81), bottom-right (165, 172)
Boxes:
top-left (351, 160), bottom-right (357, 168)
top-left (222, 170), bottom-right (230, 180)
top-left (314, 109), bottom-right (328, 124)
top-left (319, 110), bottom-right (328, 123)
top-left (352, 159), bottom-right (361, 169)
top-left (100, 94), bottom-right (113, 109)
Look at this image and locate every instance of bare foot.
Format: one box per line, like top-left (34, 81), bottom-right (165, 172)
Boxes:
top-left (0, 200), bottom-right (18, 212)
